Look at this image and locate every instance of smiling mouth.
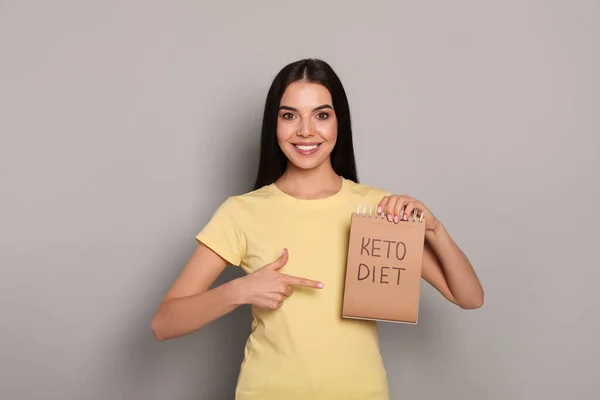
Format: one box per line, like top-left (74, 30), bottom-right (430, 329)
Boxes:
top-left (293, 143), bottom-right (321, 151)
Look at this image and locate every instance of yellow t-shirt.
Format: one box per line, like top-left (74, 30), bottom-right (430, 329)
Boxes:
top-left (196, 177), bottom-right (392, 400)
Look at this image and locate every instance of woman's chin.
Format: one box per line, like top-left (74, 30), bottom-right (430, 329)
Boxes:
top-left (288, 157), bottom-right (329, 171)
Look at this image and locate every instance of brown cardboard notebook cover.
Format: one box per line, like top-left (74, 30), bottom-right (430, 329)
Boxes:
top-left (342, 211), bottom-right (426, 324)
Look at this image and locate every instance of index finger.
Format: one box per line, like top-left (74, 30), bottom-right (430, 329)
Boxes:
top-left (281, 273), bottom-right (324, 289)
top-left (377, 195), bottom-right (390, 214)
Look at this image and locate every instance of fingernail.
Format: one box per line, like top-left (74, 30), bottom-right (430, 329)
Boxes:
top-left (282, 249), bottom-right (286, 256)
top-left (317, 283), bottom-right (324, 288)
top-left (403, 215), bottom-right (408, 221)
top-left (387, 214), bottom-right (392, 222)
top-left (394, 215), bottom-right (399, 223)
top-left (377, 206), bottom-right (382, 213)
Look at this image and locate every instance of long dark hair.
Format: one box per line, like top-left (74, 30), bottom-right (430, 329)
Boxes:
top-left (252, 58), bottom-right (358, 190)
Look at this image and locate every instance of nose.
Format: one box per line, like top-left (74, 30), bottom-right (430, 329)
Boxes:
top-left (297, 118), bottom-right (313, 137)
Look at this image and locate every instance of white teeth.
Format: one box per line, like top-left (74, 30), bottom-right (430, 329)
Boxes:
top-left (296, 144), bottom-right (318, 151)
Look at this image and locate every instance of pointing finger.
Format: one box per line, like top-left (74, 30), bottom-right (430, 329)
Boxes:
top-left (281, 273), bottom-right (324, 289)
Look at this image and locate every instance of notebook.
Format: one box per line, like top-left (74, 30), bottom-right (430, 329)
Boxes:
top-left (342, 204), bottom-right (426, 324)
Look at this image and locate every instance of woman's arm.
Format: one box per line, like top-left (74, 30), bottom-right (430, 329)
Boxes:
top-left (377, 194), bottom-right (484, 309)
top-left (421, 223), bottom-right (484, 309)
top-left (150, 243), bottom-right (244, 341)
top-left (151, 245), bottom-right (323, 341)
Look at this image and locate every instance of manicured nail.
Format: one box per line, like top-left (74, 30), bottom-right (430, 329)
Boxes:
top-left (377, 206), bottom-right (382, 213)
top-left (317, 283), bottom-right (324, 288)
top-left (394, 215), bottom-right (399, 223)
top-left (387, 214), bottom-right (392, 222)
top-left (403, 215), bottom-right (408, 221)
top-left (282, 249), bottom-right (286, 256)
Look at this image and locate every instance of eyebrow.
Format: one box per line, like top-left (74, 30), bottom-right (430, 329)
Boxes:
top-left (278, 104), bottom-right (334, 112)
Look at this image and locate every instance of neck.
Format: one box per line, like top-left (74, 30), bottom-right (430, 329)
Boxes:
top-left (276, 160), bottom-right (342, 199)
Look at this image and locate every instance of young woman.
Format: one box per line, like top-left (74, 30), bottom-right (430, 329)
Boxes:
top-left (151, 58), bottom-right (484, 400)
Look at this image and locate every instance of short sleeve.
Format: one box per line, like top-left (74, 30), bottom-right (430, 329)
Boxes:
top-left (195, 197), bottom-right (246, 266)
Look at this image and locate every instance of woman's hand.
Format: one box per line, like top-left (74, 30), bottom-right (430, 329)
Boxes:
top-left (377, 195), bottom-right (441, 232)
top-left (236, 249), bottom-right (324, 310)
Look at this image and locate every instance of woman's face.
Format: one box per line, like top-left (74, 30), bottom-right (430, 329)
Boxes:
top-left (276, 81), bottom-right (338, 171)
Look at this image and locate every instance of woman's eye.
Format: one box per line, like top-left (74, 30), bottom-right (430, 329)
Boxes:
top-left (316, 112), bottom-right (329, 120)
top-left (282, 113), bottom-right (295, 120)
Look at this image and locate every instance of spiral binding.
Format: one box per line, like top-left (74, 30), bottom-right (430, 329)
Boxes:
top-left (355, 204), bottom-right (425, 223)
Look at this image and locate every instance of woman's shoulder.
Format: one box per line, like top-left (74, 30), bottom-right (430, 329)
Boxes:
top-left (219, 184), bottom-right (276, 208)
top-left (206, 185), bottom-right (273, 227)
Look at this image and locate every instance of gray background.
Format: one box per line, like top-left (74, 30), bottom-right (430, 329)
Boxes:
top-left (1, 1), bottom-right (599, 399)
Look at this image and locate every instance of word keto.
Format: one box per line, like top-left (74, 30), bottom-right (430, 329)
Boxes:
top-left (360, 237), bottom-right (406, 260)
